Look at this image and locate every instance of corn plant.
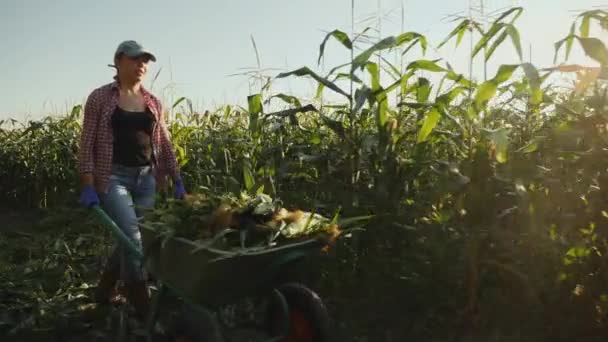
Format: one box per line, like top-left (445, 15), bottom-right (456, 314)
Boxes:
top-left (0, 106), bottom-right (81, 208)
top-left (2, 5), bottom-right (608, 340)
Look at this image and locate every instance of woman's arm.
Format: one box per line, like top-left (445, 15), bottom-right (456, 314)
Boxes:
top-left (155, 98), bottom-right (180, 181)
top-left (78, 90), bottom-right (100, 189)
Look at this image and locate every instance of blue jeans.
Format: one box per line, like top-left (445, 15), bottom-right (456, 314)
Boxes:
top-left (100, 164), bottom-right (156, 282)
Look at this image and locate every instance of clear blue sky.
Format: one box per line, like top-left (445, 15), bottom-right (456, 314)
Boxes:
top-left (0, 0), bottom-right (605, 120)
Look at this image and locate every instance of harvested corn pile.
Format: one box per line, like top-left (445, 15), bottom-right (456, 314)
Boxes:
top-left (140, 192), bottom-right (343, 249)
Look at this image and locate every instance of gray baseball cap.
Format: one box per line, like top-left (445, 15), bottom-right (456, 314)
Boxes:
top-left (113, 40), bottom-right (157, 62)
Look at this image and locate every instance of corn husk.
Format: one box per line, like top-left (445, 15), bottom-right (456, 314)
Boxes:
top-left (140, 191), bottom-right (341, 249)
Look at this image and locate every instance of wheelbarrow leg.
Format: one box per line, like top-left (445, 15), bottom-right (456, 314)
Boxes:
top-left (145, 282), bottom-right (168, 342)
top-left (240, 229), bottom-right (247, 249)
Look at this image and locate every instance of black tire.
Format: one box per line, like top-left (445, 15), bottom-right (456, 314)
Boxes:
top-left (266, 283), bottom-right (333, 342)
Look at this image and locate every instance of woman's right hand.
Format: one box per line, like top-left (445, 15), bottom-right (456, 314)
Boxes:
top-left (79, 184), bottom-right (100, 208)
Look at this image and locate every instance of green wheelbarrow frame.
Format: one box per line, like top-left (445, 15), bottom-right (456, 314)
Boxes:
top-left (92, 205), bottom-right (328, 341)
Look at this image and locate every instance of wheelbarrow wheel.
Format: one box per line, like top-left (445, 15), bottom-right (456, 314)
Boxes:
top-left (266, 283), bottom-right (333, 342)
top-left (172, 304), bottom-right (225, 342)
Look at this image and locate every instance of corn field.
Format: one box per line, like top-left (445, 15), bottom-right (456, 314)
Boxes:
top-left (2, 6), bottom-right (608, 341)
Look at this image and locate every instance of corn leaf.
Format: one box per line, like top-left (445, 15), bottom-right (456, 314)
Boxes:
top-left (475, 81), bottom-right (498, 108)
top-left (265, 104), bottom-right (317, 118)
top-left (436, 86), bottom-right (467, 109)
top-left (337, 215), bottom-right (374, 229)
top-left (353, 86), bottom-right (372, 115)
top-left (577, 36), bottom-right (608, 65)
top-left (380, 56), bottom-right (403, 80)
top-left (417, 108), bottom-right (441, 143)
top-left (366, 62), bottom-right (388, 127)
top-left (484, 127), bottom-right (510, 163)
top-left (367, 62), bottom-right (381, 91)
top-left (473, 22), bottom-right (506, 58)
top-left (566, 23), bottom-right (576, 59)
top-left (318, 29), bottom-right (353, 65)
top-left (580, 15), bottom-right (591, 38)
top-left (456, 22), bottom-right (469, 47)
top-left (269, 93), bottom-right (302, 108)
top-left (352, 32), bottom-right (426, 71)
top-left (517, 140), bottom-right (538, 153)
top-left (396, 32), bottom-right (425, 46)
top-left (374, 70), bottom-right (415, 100)
top-left (333, 73), bottom-right (363, 84)
top-left (554, 34), bottom-right (576, 64)
top-left (520, 63), bottom-right (543, 104)
top-left (416, 78), bottom-right (432, 103)
top-left (172, 97), bottom-right (186, 109)
top-left (321, 116), bottom-right (346, 139)
top-left (438, 19), bottom-right (469, 49)
top-left (247, 94), bottom-right (262, 136)
top-left (398, 32), bottom-right (428, 56)
top-left (507, 25), bottom-right (523, 61)
top-left (474, 7), bottom-right (522, 59)
top-left (278, 67), bottom-right (350, 99)
top-left (327, 62), bottom-right (351, 78)
top-left (493, 64), bottom-right (519, 84)
top-left (406, 59), bottom-right (446, 72)
top-left (484, 29), bottom-right (509, 62)
top-left (446, 63), bottom-right (474, 88)
top-left (352, 36), bottom-right (397, 71)
top-left (497, 7), bottom-right (524, 23)
top-left (223, 105), bottom-right (232, 118)
top-left (243, 162), bottom-right (255, 192)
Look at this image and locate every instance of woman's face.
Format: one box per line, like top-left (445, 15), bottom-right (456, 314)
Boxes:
top-left (116, 54), bottom-right (151, 82)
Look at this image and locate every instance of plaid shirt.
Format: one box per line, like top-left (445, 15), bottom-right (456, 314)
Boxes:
top-left (78, 80), bottom-right (179, 193)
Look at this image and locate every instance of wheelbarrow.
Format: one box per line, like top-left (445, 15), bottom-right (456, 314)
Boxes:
top-left (92, 204), bottom-right (334, 342)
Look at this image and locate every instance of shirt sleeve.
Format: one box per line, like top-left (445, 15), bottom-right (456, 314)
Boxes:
top-left (156, 98), bottom-right (180, 179)
top-left (78, 89), bottom-right (100, 174)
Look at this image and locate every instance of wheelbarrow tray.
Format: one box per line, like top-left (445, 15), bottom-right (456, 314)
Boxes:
top-left (140, 225), bottom-right (325, 308)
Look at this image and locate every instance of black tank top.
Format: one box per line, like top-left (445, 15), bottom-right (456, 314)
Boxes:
top-left (111, 106), bottom-right (155, 167)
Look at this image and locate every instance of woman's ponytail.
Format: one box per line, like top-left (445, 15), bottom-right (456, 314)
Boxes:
top-left (108, 63), bottom-right (119, 81)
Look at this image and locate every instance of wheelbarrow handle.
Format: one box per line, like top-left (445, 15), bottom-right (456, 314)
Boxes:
top-left (91, 205), bottom-right (144, 260)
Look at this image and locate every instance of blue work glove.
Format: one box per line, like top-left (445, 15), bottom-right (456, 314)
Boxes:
top-left (174, 178), bottom-right (186, 199)
top-left (79, 185), bottom-right (100, 208)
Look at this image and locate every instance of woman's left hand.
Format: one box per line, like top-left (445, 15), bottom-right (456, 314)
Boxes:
top-left (174, 177), bottom-right (186, 199)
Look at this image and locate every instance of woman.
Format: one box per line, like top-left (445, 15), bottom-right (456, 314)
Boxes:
top-left (77, 40), bottom-right (186, 322)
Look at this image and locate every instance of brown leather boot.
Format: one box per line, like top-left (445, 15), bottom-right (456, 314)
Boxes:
top-left (94, 261), bottom-right (120, 304)
top-left (125, 280), bottom-right (151, 323)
